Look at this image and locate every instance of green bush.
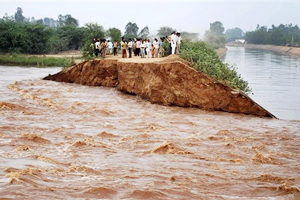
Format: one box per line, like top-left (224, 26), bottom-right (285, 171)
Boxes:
top-left (162, 41), bottom-right (170, 57)
top-left (81, 41), bottom-right (95, 60)
top-left (180, 40), bottom-right (252, 94)
top-left (0, 20), bottom-right (85, 54)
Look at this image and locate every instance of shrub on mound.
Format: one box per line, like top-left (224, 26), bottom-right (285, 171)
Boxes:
top-left (180, 40), bottom-right (251, 94)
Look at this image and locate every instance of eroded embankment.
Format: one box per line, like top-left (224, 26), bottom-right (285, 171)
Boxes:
top-left (43, 56), bottom-right (275, 118)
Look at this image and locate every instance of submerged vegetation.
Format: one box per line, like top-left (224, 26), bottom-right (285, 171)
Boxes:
top-left (0, 54), bottom-right (75, 68)
top-left (180, 40), bottom-right (252, 94)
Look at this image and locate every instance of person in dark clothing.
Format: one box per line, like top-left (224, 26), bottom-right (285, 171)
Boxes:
top-left (113, 40), bottom-right (118, 56)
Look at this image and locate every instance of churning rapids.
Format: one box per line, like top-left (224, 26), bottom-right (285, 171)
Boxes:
top-left (1, 65), bottom-right (300, 199)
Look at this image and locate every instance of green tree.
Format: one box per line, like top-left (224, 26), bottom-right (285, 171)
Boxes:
top-left (210, 21), bottom-right (225, 36)
top-left (57, 14), bottom-right (78, 27)
top-left (245, 24), bottom-right (300, 46)
top-left (0, 20), bottom-right (28, 53)
top-left (268, 24), bottom-right (285, 45)
top-left (157, 26), bottom-right (175, 37)
top-left (29, 17), bottom-right (36, 23)
top-left (57, 14), bottom-right (65, 27)
top-left (204, 21), bottom-right (226, 48)
top-left (57, 25), bottom-right (84, 50)
top-left (124, 22), bottom-right (139, 40)
top-left (245, 25), bottom-right (270, 44)
top-left (14, 7), bottom-right (25, 23)
top-left (290, 25), bottom-right (300, 46)
top-left (36, 19), bottom-right (43, 24)
top-left (65, 15), bottom-right (79, 26)
top-left (81, 22), bottom-right (105, 57)
top-left (25, 23), bottom-right (53, 54)
top-left (83, 22), bottom-right (105, 40)
top-left (0, 10), bottom-right (85, 54)
top-left (107, 27), bottom-right (122, 42)
top-left (0, 20), bottom-right (15, 52)
top-left (225, 27), bottom-right (244, 42)
top-left (44, 17), bottom-right (58, 27)
top-left (0, 20), bottom-right (54, 54)
top-left (47, 32), bottom-right (68, 53)
top-left (139, 26), bottom-right (149, 39)
top-left (3, 13), bottom-right (13, 21)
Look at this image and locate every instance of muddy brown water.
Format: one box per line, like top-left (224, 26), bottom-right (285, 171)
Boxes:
top-left (1, 66), bottom-right (300, 199)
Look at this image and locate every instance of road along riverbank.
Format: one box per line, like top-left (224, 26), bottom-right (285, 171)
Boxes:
top-left (227, 43), bottom-right (300, 58)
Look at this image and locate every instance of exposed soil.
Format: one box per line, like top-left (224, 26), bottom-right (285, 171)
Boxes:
top-left (43, 55), bottom-right (275, 118)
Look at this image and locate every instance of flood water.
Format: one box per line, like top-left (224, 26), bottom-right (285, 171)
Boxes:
top-left (1, 64), bottom-right (300, 199)
top-left (223, 46), bottom-right (300, 120)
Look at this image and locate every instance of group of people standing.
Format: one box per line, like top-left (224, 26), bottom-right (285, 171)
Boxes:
top-left (120, 38), bottom-right (160, 58)
top-left (92, 38), bottom-right (113, 58)
top-left (169, 31), bottom-right (182, 55)
top-left (93, 31), bottom-right (182, 59)
top-left (119, 32), bottom-right (181, 59)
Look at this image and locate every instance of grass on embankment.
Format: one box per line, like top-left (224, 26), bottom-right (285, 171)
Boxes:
top-left (0, 54), bottom-right (76, 68)
top-left (180, 40), bottom-right (252, 94)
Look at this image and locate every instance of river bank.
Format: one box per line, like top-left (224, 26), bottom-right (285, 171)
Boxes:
top-left (0, 54), bottom-right (78, 67)
top-left (0, 50), bottom-right (84, 67)
top-left (226, 43), bottom-right (300, 58)
top-left (215, 47), bottom-right (228, 57)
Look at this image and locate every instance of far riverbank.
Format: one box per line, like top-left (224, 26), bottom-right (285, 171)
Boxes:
top-left (226, 43), bottom-right (300, 58)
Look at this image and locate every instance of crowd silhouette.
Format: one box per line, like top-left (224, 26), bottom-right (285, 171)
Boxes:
top-left (92, 32), bottom-right (182, 59)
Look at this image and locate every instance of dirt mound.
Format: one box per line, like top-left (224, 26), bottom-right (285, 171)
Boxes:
top-left (44, 59), bottom-right (118, 87)
top-left (43, 56), bottom-right (275, 118)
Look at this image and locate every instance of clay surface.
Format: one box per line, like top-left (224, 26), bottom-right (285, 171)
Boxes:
top-left (44, 56), bottom-right (275, 118)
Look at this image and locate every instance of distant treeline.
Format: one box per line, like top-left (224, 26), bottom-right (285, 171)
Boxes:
top-left (245, 24), bottom-right (300, 46)
top-left (0, 7), bottom-right (108, 54)
top-left (0, 7), bottom-right (201, 55)
top-left (0, 20), bottom-right (86, 54)
top-left (4, 7), bottom-right (298, 56)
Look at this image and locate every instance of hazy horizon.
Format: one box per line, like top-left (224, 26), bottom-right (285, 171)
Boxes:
top-left (1, 1), bottom-right (300, 38)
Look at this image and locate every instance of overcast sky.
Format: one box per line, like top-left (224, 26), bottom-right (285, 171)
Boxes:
top-left (1, 0), bottom-right (300, 38)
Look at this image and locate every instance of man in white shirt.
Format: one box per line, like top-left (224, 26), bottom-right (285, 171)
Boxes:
top-left (95, 39), bottom-right (100, 57)
top-left (153, 38), bottom-right (160, 58)
top-left (107, 40), bottom-right (113, 55)
top-left (176, 32), bottom-right (182, 55)
top-left (171, 31), bottom-right (177, 55)
top-left (128, 39), bottom-right (133, 58)
top-left (146, 39), bottom-right (151, 58)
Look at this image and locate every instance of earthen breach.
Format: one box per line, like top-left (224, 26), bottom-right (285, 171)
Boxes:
top-left (43, 56), bottom-right (276, 118)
